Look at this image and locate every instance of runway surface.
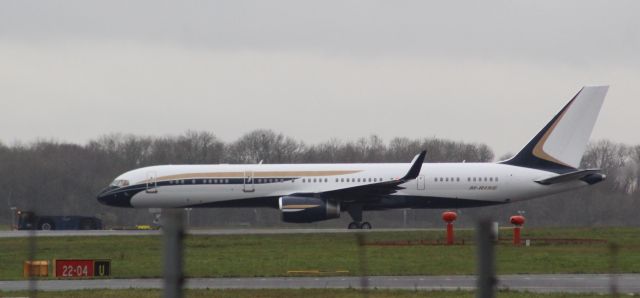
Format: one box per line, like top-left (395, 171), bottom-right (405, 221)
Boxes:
top-left (2, 274), bottom-right (639, 293)
top-left (0, 228), bottom-right (440, 238)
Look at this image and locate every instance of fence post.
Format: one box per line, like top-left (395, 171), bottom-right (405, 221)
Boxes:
top-left (163, 209), bottom-right (184, 298)
top-left (476, 219), bottom-right (496, 298)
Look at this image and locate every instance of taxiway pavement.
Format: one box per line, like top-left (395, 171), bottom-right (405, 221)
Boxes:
top-left (2, 274), bottom-right (639, 293)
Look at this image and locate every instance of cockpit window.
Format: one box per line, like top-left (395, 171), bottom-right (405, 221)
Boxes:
top-left (110, 179), bottom-right (130, 187)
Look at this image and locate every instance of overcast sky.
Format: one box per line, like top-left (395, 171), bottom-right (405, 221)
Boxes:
top-left (1, 1), bottom-right (638, 157)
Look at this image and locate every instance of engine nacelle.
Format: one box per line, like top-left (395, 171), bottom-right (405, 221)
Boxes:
top-left (582, 173), bottom-right (606, 185)
top-left (279, 196), bottom-right (340, 223)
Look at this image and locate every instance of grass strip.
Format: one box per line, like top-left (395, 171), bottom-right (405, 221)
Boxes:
top-left (0, 227), bottom-right (638, 280)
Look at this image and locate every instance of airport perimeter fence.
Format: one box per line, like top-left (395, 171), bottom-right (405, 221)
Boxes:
top-left (11, 211), bottom-right (631, 298)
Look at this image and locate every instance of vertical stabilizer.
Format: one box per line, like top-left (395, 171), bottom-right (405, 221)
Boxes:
top-left (502, 86), bottom-right (608, 172)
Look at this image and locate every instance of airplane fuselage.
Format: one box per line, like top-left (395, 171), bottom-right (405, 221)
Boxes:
top-left (98, 162), bottom-right (588, 210)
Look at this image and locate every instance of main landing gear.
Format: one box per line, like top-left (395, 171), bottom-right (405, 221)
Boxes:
top-left (348, 221), bottom-right (372, 229)
top-left (346, 204), bottom-right (372, 229)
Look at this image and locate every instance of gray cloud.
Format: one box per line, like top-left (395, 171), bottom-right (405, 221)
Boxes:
top-left (1, 1), bottom-right (638, 156)
top-left (2, 1), bottom-right (639, 65)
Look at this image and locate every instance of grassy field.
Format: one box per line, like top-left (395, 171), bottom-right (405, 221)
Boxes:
top-left (0, 227), bottom-right (639, 280)
top-left (0, 289), bottom-right (628, 298)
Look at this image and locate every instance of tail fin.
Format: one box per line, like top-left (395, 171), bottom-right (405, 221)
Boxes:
top-left (501, 86), bottom-right (608, 173)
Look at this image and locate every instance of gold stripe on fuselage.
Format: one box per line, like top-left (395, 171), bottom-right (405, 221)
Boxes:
top-left (149, 170), bottom-right (362, 183)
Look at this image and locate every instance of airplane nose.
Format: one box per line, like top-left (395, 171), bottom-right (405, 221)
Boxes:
top-left (97, 186), bottom-right (132, 207)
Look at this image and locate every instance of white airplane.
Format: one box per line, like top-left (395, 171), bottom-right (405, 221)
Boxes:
top-left (98, 86), bottom-right (608, 229)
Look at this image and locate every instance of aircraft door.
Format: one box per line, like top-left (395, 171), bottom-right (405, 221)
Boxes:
top-left (146, 172), bottom-right (158, 193)
top-left (417, 175), bottom-right (426, 190)
top-left (243, 171), bottom-right (255, 192)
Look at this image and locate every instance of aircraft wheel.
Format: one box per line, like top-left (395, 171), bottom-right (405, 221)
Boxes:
top-left (348, 222), bottom-right (361, 229)
top-left (360, 222), bottom-right (372, 230)
top-left (80, 219), bottom-right (97, 230)
top-left (39, 220), bottom-right (55, 231)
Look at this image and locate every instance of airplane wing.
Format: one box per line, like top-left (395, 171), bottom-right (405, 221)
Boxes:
top-left (534, 169), bottom-right (604, 185)
top-left (292, 151), bottom-right (426, 200)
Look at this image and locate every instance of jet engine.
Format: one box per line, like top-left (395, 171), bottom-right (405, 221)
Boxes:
top-left (582, 173), bottom-right (606, 185)
top-left (279, 196), bottom-right (340, 223)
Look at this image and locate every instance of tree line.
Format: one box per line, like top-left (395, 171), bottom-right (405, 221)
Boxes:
top-left (0, 130), bottom-right (637, 228)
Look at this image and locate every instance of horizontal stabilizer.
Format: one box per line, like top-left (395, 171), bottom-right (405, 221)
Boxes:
top-left (535, 169), bottom-right (604, 185)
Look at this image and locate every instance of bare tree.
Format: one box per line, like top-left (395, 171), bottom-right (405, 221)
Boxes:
top-left (226, 129), bottom-right (303, 164)
top-left (2, 132), bottom-right (638, 228)
top-left (581, 140), bottom-right (630, 193)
